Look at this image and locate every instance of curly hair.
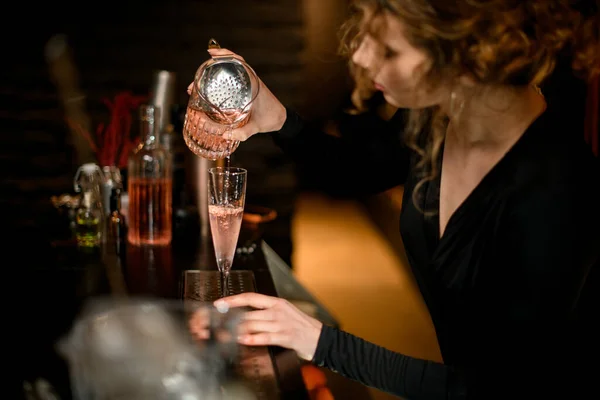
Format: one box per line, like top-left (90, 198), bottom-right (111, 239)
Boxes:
top-left (339, 0), bottom-right (600, 213)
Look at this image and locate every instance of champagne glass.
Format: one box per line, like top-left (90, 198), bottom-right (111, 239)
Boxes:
top-left (208, 167), bottom-right (247, 297)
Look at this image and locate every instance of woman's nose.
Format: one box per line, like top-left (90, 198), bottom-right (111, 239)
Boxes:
top-left (352, 36), bottom-right (377, 72)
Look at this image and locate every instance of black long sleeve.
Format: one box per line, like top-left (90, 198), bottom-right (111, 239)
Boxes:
top-left (313, 325), bottom-right (467, 399)
top-left (270, 106), bottom-right (410, 198)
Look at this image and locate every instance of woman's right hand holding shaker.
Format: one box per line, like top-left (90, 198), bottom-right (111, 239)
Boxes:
top-left (187, 47), bottom-right (288, 141)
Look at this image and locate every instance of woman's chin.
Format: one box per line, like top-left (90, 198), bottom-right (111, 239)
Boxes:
top-left (384, 93), bottom-right (417, 109)
top-left (383, 92), bottom-right (437, 110)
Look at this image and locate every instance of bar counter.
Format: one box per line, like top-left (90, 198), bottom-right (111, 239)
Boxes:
top-left (14, 225), bottom-right (373, 400)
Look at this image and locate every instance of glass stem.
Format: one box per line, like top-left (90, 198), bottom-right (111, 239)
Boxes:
top-left (222, 270), bottom-right (230, 298)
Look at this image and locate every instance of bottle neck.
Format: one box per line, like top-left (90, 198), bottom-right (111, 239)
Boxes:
top-left (109, 189), bottom-right (122, 213)
top-left (82, 191), bottom-right (98, 209)
top-left (140, 105), bottom-right (160, 147)
top-left (82, 192), bottom-right (91, 208)
top-left (141, 120), bottom-right (159, 147)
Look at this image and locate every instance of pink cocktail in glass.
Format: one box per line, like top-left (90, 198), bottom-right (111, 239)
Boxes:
top-left (208, 167), bottom-right (247, 297)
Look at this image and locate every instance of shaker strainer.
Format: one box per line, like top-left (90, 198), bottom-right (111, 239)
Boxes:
top-left (183, 39), bottom-right (260, 160)
top-left (198, 39), bottom-right (256, 122)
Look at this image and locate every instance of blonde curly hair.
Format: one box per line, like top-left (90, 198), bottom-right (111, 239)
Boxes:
top-left (339, 0), bottom-right (600, 212)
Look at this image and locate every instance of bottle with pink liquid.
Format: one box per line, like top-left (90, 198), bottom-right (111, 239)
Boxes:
top-left (127, 105), bottom-right (173, 246)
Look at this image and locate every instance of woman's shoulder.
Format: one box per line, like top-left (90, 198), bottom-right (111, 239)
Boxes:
top-left (500, 127), bottom-right (600, 260)
top-left (509, 101), bottom-right (599, 188)
top-left (500, 104), bottom-right (599, 220)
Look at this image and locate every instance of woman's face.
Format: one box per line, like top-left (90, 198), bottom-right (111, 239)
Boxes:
top-left (352, 12), bottom-right (448, 109)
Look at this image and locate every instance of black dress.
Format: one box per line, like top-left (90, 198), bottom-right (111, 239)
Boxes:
top-left (271, 100), bottom-right (600, 399)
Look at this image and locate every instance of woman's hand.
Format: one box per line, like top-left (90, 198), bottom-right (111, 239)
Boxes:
top-left (189, 293), bottom-right (323, 361)
top-left (187, 48), bottom-right (288, 141)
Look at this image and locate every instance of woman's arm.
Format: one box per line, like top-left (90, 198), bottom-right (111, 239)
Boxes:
top-left (269, 106), bottom-right (411, 198)
top-left (198, 294), bottom-right (468, 399)
top-left (313, 325), bottom-right (467, 399)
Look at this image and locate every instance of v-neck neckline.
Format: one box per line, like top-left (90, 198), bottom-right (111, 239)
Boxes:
top-left (432, 105), bottom-right (549, 245)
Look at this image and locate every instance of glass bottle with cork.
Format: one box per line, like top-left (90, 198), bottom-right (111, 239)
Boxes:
top-left (127, 105), bottom-right (173, 246)
top-left (73, 163), bottom-right (105, 247)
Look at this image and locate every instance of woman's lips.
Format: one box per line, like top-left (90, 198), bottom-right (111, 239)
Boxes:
top-left (374, 82), bottom-right (385, 91)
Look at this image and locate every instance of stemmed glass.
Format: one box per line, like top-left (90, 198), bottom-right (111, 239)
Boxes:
top-left (208, 167), bottom-right (247, 297)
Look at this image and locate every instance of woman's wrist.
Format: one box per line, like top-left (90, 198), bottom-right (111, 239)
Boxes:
top-left (272, 102), bottom-right (287, 132)
top-left (300, 318), bottom-right (324, 362)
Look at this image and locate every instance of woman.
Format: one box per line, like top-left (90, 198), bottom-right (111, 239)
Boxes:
top-left (190, 0), bottom-right (600, 398)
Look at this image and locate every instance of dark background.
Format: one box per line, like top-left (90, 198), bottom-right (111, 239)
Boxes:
top-left (1, 0), bottom-right (353, 267)
top-left (2, 0), bottom-right (597, 266)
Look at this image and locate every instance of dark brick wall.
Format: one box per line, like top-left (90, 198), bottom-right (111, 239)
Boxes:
top-left (3, 0), bottom-right (353, 265)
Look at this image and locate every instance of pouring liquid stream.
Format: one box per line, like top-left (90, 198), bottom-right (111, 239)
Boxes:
top-left (224, 154), bottom-right (231, 203)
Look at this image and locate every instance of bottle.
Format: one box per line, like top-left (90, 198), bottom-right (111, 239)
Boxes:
top-left (73, 163), bottom-right (105, 247)
top-left (101, 165), bottom-right (123, 216)
top-left (149, 69), bottom-right (177, 153)
top-left (102, 187), bottom-right (129, 295)
top-left (127, 105), bottom-right (173, 246)
top-left (105, 187), bottom-right (126, 255)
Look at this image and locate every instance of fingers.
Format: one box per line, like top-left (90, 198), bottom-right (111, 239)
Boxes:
top-left (187, 82), bottom-right (193, 95)
top-left (191, 328), bottom-right (209, 340)
top-left (190, 307), bottom-right (210, 326)
top-left (243, 309), bottom-right (276, 322)
top-left (237, 320), bottom-right (280, 336)
top-left (177, 100), bottom-right (256, 141)
top-left (189, 307), bottom-right (210, 340)
top-left (215, 292), bottom-right (280, 310)
top-left (230, 122), bottom-right (258, 141)
top-left (238, 332), bottom-right (288, 347)
top-left (208, 48), bottom-right (246, 61)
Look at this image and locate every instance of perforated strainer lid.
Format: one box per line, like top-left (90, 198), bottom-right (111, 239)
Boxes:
top-left (193, 39), bottom-right (260, 125)
top-left (199, 58), bottom-right (253, 110)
